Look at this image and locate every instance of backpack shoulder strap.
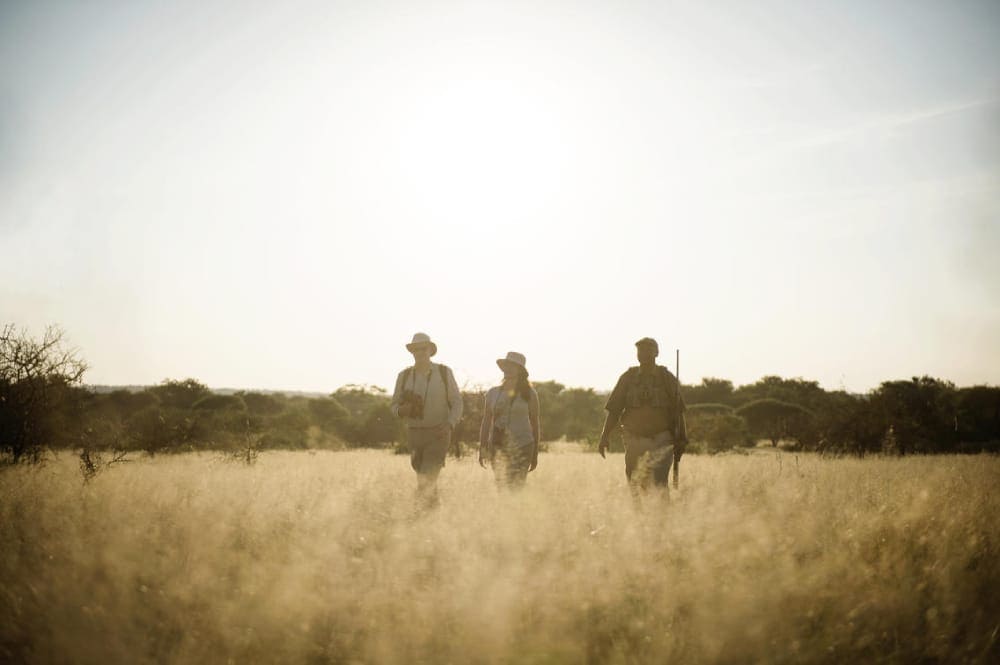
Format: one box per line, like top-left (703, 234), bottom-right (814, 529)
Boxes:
top-left (662, 367), bottom-right (686, 416)
top-left (406, 364), bottom-right (454, 409)
top-left (660, 366), bottom-right (679, 391)
top-left (437, 363), bottom-right (452, 409)
top-left (487, 386), bottom-right (502, 410)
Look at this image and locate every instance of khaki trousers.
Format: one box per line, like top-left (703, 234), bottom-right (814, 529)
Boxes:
top-left (408, 424), bottom-right (451, 476)
top-left (408, 424), bottom-right (451, 508)
top-left (623, 430), bottom-right (675, 487)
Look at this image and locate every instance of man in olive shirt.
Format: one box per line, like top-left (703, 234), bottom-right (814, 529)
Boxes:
top-left (598, 337), bottom-right (687, 489)
top-left (391, 332), bottom-right (463, 507)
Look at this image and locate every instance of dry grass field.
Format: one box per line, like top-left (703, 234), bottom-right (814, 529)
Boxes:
top-left (1, 449), bottom-right (998, 664)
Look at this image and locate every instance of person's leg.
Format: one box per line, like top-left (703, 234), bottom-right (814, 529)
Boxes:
top-left (416, 470), bottom-right (439, 508)
top-left (415, 425), bottom-right (449, 507)
top-left (624, 433), bottom-right (640, 481)
top-left (625, 434), bottom-right (657, 487)
top-left (496, 447), bottom-right (520, 489)
top-left (417, 425), bottom-right (449, 474)
top-left (492, 447), bottom-right (504, 487)
top-left (409, 429), bottom-right (424, 472)
top-left (651, 447), bottom-right (674, 486)
top-left (650, 431), bottom-right (675, 489)
top-left (507, 446), bottom-right (530, 488)
top-left (409, 428), bottom-right (439, 508)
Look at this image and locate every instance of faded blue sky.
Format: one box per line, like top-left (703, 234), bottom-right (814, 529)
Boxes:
top-left (2, 0), bottom-right (998, 393)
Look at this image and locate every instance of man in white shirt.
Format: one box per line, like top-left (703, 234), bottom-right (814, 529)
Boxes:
top-left (391, 332), bottom-right (463, 507)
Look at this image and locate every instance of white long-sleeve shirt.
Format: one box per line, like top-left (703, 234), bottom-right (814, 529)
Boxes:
top-left (391, 362), bottom-right (463, 428)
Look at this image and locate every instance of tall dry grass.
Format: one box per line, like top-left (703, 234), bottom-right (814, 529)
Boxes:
top-left (1, 449), bottom-right (998, 664)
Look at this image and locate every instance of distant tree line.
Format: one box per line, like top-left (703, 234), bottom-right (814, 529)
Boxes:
top-left (681, 375), bottom-right (1000, 456)
top-left (2, 325), bottom-right (999, 465)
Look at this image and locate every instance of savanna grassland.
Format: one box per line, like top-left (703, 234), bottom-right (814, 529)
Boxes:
top-left (1, 449), bottom-right (998, 664)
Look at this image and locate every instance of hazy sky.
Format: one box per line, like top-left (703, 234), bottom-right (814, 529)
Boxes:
top-left (2, 0), bottom-right (998, 393)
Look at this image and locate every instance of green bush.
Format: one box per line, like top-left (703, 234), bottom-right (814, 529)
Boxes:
top-left (192, 394), bottom-right (247, 412)
top-left (687, 411), bottom-right (752, 453)
top-left (125, 406), bottom-right (197, 454)
top-left (307, 397), bottom-right (350, 435)
top-left (239, 391), bottom-right (286, 416)
top-left (260, 410), bottom-right (311, 449)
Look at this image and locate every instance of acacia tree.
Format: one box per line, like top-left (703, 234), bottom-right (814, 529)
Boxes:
top-left (736, 398), bottom-right (813, 448)
top-left (734, 376), bottom-right (828, 412)
top-left (1, 324), bottom-right (88, 464)
top-left (682, 378), bottom-right (736, 407)
top-left (685, 403), bottom-right (753, 452)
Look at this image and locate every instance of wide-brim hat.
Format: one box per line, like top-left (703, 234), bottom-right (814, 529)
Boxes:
top-left (406, 332), bottom-right (437, 356)
top-left (496, 351), bottom-right (527, 374)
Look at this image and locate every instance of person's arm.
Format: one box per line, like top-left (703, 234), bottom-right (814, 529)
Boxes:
top-left (528, 389), bottom-right (540, 471)
top-left (446, 367), bottom-right (463, 428)
top-left (598, 411), bottom-right (622, 458)
top-left (478, 390), bottom-right (494, 468)
top-left (599, 372), bottom-right (628, 458)
top-left (390, 369), bottom-right (409, 418)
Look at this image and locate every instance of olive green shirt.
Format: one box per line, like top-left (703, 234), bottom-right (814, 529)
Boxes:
top-left (605, 365), bottom-right (687, 439)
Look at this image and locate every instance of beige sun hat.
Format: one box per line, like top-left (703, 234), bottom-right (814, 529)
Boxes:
top-left (405, 332), bottom-right (438, 356)
top-left (496, 351), bottom-right (527, 373)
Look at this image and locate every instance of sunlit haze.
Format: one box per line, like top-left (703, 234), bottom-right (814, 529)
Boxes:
top-left (2, 0), bottom-right (998, 393)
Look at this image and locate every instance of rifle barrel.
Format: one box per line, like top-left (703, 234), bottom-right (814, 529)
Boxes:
top-left (673, 348), bottom-right (681, 488)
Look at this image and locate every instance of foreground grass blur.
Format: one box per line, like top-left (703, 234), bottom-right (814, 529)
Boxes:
top-left (1, 450), bottom-right (998, 664)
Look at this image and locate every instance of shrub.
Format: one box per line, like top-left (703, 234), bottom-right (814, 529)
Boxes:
top-left (125, 406), bottom-right (197, 454)
top-left (192, 394), bottom-right (247, 412)
top-left (687, 410), bottom-right (753, 453)
top-left (148, 379), bottom-right (211, 410)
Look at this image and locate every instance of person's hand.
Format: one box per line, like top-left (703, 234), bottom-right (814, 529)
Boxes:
top-left (397, 403), bottom-right (413, 418)
top-left (528, 445), bottom-right (538, 472)
top-left (443, 424), bottom-right (460, 457)
top-left (478, 448), bottom-right (488, 468)
top-left (598, 435), bottom-right (610, 459)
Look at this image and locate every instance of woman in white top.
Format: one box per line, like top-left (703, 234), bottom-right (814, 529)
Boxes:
top-left (479, 351), bottom-right (541, 487)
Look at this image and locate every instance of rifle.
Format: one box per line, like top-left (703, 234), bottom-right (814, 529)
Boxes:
top-left (673, 348), bottom-right (681, 489)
